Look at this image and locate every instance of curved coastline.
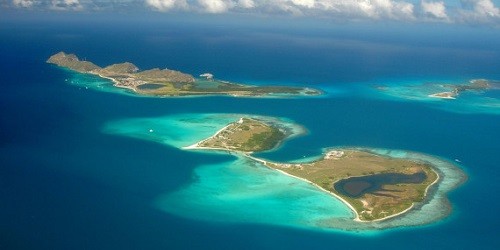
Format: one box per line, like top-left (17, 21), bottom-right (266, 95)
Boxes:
top-left (246, 155), bottom-right (361, 221)
top-left (325, 148), bottom-right (467, 231)
top-left (246, 148), bottom-right (453, 226)
top-left (104, 113), bottom-right (467, 231)
top-left (179, 117), bottom-right (465, 228)
top-left (180, 145), bottom-right (465, 231)
top-left (47, 52), bottom-right (323, 98)
top-left (62, 67), bottom-right (325, 101)
top-left (182, 116), bottom-right (307, 153)
top-left (362, 78), bottom-right (500, 114)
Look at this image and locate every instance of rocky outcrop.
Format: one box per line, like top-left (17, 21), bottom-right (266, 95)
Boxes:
top-left (47, 52), bottom-right (101, 73)
top-left (47, 51), bottom-right (195, 83)
top-left (134, 68), bottom-right (194, 83)
top-left (101, 63), bottom-right (139, 75)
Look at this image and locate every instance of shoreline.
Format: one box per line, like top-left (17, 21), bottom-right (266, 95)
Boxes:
top-left (61, 67), bottom-right (321, 98)
top-left (183, 142), bottom-right (442, 223)
top-left (178, 117), bottom-right (445, 224)
top-left (249, 154), bottom-right (441, 223)
top-left (94, 73), bottom-right (138, 92)
top-left (245, 155), bottom-right (362, 222)
top-left (183, 136), bottom-right (362, 221)
top-left (182, 116), bottom-right (303, 152)
top-left (428, 92), bottom-right (457, 99)
top-left (104, 112), bottom-right (465, 230)
top-left (182, 118), bottom-right (245, 151)
top-left (56, 65), bottom-right (322, 98)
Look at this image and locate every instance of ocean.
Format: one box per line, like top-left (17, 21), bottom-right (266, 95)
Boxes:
top-left (1, 14), bottom-right (499, 249)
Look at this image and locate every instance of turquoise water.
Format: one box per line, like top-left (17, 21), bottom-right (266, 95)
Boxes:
top-left (104, 113), bottom-right (354, 229)
top-left (155, 156), bottom-right (353, 229)
top-left (62, 68), bottom-right (138, 97)
top-left (103, 113), bottom-right (241, 148)
top-left (1, 16), bottom-right (499, 249)
top-left (66, 63), bottom-right (500, 115)
top-left (104, 114), bottom-right (466, 232)
top-left (103, 113), bottom-right (305, 149)
top-left (334, 78), bottom-right (500, 114)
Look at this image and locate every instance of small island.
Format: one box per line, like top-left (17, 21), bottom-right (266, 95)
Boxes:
top-left (263, 150), bottom-right (438, 222)
top-left (47, 52), bottom-right (321, 97)
top-left (184, 117), bottom-right (441, 222)
top-left (428, 79), bottom-right (495, 99)
top-left (184, 117), bottom-right (287, 153)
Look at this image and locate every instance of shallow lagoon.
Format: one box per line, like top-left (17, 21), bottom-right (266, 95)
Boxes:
top-left (346, 79), bottom-right (500, 115)
top-left (334, 172), bottom-right (427, 198)
top-left (65, 65), bottom-right (500, 115)
top-left (104, 113), bottom-right (466, 232)
top-left (2, 17), bottom-right (499, 248)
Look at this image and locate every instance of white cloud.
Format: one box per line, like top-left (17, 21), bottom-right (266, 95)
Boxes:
top-left (4, 0), bottom-right (500, 25)
top-left (459, 0), bottom-right (500, 22)
top-left (12, 0), bottom-right (35, 8)
top-left (198, 0), bottom-right (235, 13)
top-left (163, 0), bottom-right (416, 20)
top-left (238, 0), bottom-right (255, 9)
top-left (146, 0), bottom-right (189, 11)
top-left (295, 0), bottom-right (415, 20)
top-left (421, 1), bottom-right (448, 19)
top-left (464, 0), bottom-right (499, 16)
top-left (291, 0), bottom-right (315, 9)
top-left (51, 0), bottom-right (83, 10)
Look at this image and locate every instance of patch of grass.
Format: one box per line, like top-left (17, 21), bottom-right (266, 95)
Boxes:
top-left (243, 127), bottom-right (286, 151)
top-left (266, 150), bottom-right (440, 221)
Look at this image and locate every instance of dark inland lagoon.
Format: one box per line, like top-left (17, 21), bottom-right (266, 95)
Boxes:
top-left (1, 14), bottom-right (499, 249)
top-left (334, 172), bottom-right (427, 198)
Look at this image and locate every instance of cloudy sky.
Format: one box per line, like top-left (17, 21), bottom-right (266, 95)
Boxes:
top-left (3, 0), bottom-right (500, 25)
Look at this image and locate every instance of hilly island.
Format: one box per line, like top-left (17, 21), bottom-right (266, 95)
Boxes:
top-left (182, 116), bottom-right (450, 222)
top-left (47, 52), bottom-right (321, 97)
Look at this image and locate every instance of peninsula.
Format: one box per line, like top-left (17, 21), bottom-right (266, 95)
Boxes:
top-left (47, 52), bottom-right (321, 97)
top-left (184, 117), bottom-right (440, 222)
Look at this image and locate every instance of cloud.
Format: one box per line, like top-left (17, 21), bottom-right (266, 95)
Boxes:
top-left (5, 0), bottom-right (500, 25)
top-left (290, 0), bottom-right (315, 9)
top-left (145, 0), bottom-right (188, 11)
top-left (238, 0), bottom-right (255, 9)
top-left (142, 0), bottom-right (417, 19)
top-left (295, 0), bottom-right (415, 20)
top-left (197, 0), bottom-right (235, 13)
top-left (12, 0), bottom-right (36, 8)
top-left (459, 0), bottom-right (500, 22)
top-left (421, 1), bottom-right (448, 19)
top-left (50, 0), bottom-right (83, 10)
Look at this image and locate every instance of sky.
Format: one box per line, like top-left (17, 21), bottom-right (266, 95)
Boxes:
top-left (1, 0), bottom-right (499, 26)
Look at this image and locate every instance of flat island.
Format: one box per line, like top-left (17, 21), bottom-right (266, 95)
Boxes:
top-left (184, 117), bottom-right (287, 152)
top-left (264, 150), bottom-right (438, 222)
top-left (47, 52), bottom-right (321, 97)
top-left (427, 79), bottom-right (495, 99)
top-left (185, 117), bottom-right (442, 222)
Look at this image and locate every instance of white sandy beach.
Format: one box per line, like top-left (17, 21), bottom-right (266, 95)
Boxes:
top-left (181, 117), bottom-right (443, 223)
top-left (428, 92), bottom-right (457, 99)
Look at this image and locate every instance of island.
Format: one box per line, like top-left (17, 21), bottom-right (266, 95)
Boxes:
top-left (263, 150), bottom-right (438, 222)
top-left (47, 52), bottom-right (321, 97)
top-left (428, 79), bottom-right (495, 99)
top-left (184, 117), bottom-right (440, 222)
top-left (184, 117), bottom-right (287, 153)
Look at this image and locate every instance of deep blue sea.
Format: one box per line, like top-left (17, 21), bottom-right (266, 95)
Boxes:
top-left (1, 14), bottom-right (499, 249)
